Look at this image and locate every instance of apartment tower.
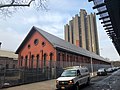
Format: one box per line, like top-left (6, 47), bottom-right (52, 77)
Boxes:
top-left (64, 9), bottom-right (100, 55)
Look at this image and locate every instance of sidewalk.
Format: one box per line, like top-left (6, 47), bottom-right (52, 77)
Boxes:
top-left (2, 79), bottom-right (56, 90)
top-left (2, 72), bottom-right (97, 90)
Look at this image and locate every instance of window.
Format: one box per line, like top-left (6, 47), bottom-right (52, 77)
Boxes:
top-left (50, 53), bottom-right (53, 60)
top-left (34, 39), bottom-right (39, 45)
top-left (57, 52), bottom-right (60, 67)
top-left (43, 53), bottom-right (47, 67)
top-left (62, 54), bottom-right (65, 61)
top-left (31, 55), bottom-right (34, 68)
top-left (67, 55), bottom-right (69, 62)
top-left (25, 55), bottom-right (28, 68)
top-left (76, 56), bottom-right (78, 62)
top-left (57, 53), bottom-right (60, 61)
top-left (42, 41), bottom-right (46, 47)
top-left (61, 70), bottom-right (77, 77)
top-left (50, 53), bottom-right (53, 68)
top-left (28, 44), bottom-right (31, 49)
top-left (36, 54), bottom-right (39, 68)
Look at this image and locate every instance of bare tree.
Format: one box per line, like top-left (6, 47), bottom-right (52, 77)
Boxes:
top-left (0, 0), bottom-right (48, 17)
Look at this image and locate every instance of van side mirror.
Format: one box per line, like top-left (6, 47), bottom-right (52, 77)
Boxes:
top-left (77, 70), bottom-right (80, 76)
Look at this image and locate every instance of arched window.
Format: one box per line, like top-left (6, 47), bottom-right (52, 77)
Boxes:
top-left (50, 53), bottom-right (53, 68)
top-left (36, 54), bottom-right (39, 68)
top-left (43, 53), bottom-right (47, 67)
top-left (67, 55), bottom-right (69, 62)
top-left (70, 55), bottom-right (72, 62)
top-left (57, 53), bottom-right (60, 61)
top-left (50, 53), bottom-right (53, 60)
top-left (62, 53), bottom-right (65, 67)
top-left (62, 54), bottom-right (65, 61)
top-left (25, 55), bottom-right (28, 68)
top-left (76, 56), bottom-right (78, 62)
top-left (70, 55), bottom-right (72, 66)
top-left (57, 52), bottom-right (60, 67)
top-left (31, 55), bottom-right (34, 68)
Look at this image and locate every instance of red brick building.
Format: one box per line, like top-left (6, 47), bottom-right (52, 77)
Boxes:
top-left (16, 26), bottom-right (110, 71)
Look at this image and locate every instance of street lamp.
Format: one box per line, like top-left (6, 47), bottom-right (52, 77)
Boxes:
top-left (90, 57), bottom-right (94, 77)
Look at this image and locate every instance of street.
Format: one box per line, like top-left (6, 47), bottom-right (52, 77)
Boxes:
top-left (2, 70), bottom-right (120, 90)
top-left (81, 70), bottom-right (120, 90)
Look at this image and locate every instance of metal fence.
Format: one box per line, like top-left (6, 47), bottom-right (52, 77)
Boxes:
top-left (0, 60), bottom-right (111, 88)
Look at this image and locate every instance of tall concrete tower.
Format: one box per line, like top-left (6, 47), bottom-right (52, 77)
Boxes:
top-left (64, 9), bottom-right (100, 55)
top-left (64, 24), bottom-right (69, 42)
top-left (69, 20), bottom-right (74, 44)
top-left (80, 9), bottom-right (87, 49)
top-left (73, 14), bottom-right (80, 47)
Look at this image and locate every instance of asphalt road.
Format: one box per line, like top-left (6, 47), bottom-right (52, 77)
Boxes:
top-left (2, 70), bottom-right (120, 90)
top-left (81, 70), bottom-right (120, 90)
top-left (79, 74), bottom-right (111, 90)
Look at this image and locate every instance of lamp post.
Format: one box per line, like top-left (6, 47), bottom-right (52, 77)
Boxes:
top-left (90, 41), bottom-right (94, 77)
top-left (90, 57), bottom-right (94, 77)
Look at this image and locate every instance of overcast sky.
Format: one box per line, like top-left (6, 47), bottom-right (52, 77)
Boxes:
top-left (0, 0), bottom-right (120, 61)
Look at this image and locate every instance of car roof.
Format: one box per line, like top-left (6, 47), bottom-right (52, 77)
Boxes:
top-left (64, 66), bottom-right (88, 71)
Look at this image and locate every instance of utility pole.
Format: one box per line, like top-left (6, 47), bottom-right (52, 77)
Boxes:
top-left (90, 57), bottom-right (94, 77)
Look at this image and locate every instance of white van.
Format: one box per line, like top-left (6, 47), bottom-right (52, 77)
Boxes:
top-left (56, 66), bottom-right (90, 90)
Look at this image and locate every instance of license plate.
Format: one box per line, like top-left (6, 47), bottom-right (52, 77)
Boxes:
top-left (61, 86), bottom-right (65, 89)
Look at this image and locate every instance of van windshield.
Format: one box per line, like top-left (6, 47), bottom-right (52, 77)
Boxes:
top-left (61, 70), bottom-right (77, 77)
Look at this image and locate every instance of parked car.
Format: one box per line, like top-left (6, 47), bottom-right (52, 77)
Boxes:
top-left (56, 66), bottom-right (90, 90)
top-left (112, 67), bottom-right (119, 71)
top-left (2, 82), bottom-right (11, 88)
top-left (106, 68), bottom-right (114, 73)
top-left (97, 68), bottom-right (107, 76)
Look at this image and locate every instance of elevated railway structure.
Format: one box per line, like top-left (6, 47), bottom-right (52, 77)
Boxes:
top-left (88, 0), bottom-right (120, 55)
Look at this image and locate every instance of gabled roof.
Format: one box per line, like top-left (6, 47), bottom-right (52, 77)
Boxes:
top-left (16, 26), bottom-right (109, 62)
top-left (0, 49), bottom-right (18, 60)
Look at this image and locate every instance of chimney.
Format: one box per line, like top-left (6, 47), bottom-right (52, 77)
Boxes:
top-left (0, 42), bottom-right (2, 49)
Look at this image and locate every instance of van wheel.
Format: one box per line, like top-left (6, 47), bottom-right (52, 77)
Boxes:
top-left (86, 77), bottom-right (90, 85)
top-left (74, 83), bottom-right (79, 90)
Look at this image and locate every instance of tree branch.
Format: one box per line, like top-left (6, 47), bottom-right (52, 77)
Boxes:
top-left (28, 0), bottom-right (35, 6)
top-left (0, 0), bottom-right (35, 8)
top-left (0, 0), bottom-right (48, 17)
top-left (11, 0), bottom-right (15, 5)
